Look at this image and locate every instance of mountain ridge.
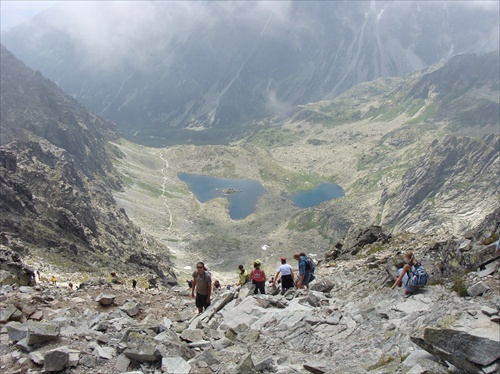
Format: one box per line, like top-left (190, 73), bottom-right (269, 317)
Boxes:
top-left (2, 1), bottom-right (498, 146)
top-left (0, 44), bottom-right (176, 285)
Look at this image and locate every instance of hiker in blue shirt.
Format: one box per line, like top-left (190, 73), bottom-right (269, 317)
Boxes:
top-left (294, 253), bottom-right (314, 289)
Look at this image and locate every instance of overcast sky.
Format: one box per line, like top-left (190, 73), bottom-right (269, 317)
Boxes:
top-left (1, 0), bottom-right (498, 35)
top-left (1, 1), bottom-right (55, 33)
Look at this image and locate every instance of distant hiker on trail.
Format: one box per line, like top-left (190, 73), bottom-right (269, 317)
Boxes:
top-left (50, 275), bottom-right (57, 285)
top-left (294, 253), bottom-right (314, 289)
top-left (36, 269), bottom-right (41, 281)
top-left (237, 264), bottom-right (249, 286)
top-left (272, 257), bottom-right (295, 295)
top-left (186, 280), bottom-right (192, 289)
top-left (391, 250), bottom-right (428, 295)
top-left (192, 261), bottom-right (212, 314)
top-left (132, 279), bottom-right (137, 289)
top-left (250, 259), bottom-right (267, 294)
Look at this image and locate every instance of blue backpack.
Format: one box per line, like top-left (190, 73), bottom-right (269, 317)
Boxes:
top-left (408, 263), bottom-right (428, 287)
top-left (305, 257), bottom-right (315, 272)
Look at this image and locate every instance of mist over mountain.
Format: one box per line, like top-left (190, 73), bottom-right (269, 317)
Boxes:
top-left (2, 1), bottom-right (498, 146)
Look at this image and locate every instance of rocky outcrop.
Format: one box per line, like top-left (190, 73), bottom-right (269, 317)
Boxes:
top-left (0, 249), bottom-right (35, 287)
top-left (0, 45), bottom-right (176, 283)
top-left (382, 134), bottom-right (499, 235)
top-left (325, 225), bottom-right (391, 261)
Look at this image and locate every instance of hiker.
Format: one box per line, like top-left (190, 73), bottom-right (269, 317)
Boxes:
top-left (272, 257), bottom-right (295, 295)
top-left (50, 275), bottom-right (57, 285)
top-left (293, 253), bottom-right (313, 289)
top-left (391, 250), bottom-right (427, 295)
top-left (237, 264), bottom-right (249, 286)
top-left (36, 269), bottom-right (41, 281)
top-left (186, 280), bottom-right (192, 289)
top-left (191, 261), bottom-right (212, 314)
top-left (132, 279), bottom-right (137, 289)
top-left (213, 279), bottom-right (221, 292)
top-left (250, 259), bottom-right (267, 294)
top-left (68, 282), bottom-right (73, 290)
top-left (300, 252), bottom-right (316, 283)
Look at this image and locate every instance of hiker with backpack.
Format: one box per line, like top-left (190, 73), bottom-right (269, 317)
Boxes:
top-left (191, 261), bottom-right (212, 313)
top-left (300, 252), bottom-right (316, 283)
top-left (271, 257), bottom-right (295, 295)
top-left (250, 259), bottom-right (267, 294)
top-left (391, 250), bottom-right (428, 295)
top-left (294, 253), bottom-right (314, 289)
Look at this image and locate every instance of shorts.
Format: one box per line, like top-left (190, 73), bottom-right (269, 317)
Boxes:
top-left (302, 272), bottom-right (312, 286)
top-left (195, 293), bottom-right (211, 309)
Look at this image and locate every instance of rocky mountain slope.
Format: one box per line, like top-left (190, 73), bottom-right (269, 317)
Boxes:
top-left (0, 214), bottom-right (498, 374)
top-left (0, 44), bottom-right (176, 285)
top-left (2, 1), bottom-right (498, 145)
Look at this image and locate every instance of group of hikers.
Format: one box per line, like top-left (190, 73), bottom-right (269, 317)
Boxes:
top-left (190, 252), bottom-right (317, 314)
top-left (190, 249), bottom-right (431, 314)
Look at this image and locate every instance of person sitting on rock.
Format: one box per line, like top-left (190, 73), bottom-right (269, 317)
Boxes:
top-left (391, 250), bottom-right (425, 295)
top-left (250, 259), bottom-right (266, 294)
top-left (213, 279), bottom-right (221, 292)
top-left (272, 257), bottom-right (295, 295)
top-left (237, 264), bottom-right (249, 286)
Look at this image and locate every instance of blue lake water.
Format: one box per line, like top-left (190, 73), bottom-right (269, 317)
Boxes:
top-left (178, 173), bottom-right (344, 220)
top-left (178, 173), bottom-right (267, 220)
top-left (285, 182), bottom-right (345, 208)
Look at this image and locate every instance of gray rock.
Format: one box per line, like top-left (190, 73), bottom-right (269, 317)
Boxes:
top-left (93, 346), bottom-right (115, 359)
top-left (235, 353), bottom-right (258, 374)
top-left (310, 279), bottom-right (335, 293)
top-left (115, 354), bottom-right (131, 372)
top-left (0, 305), bottom-right (22, 322)
top-left (180, 328), bottom-right (204, 343)
top-left (6, 321), bottom-right (30, 342)
top-left (123, 330), bottom-right (161, 362)
top-left (26, 322), bottom-right (60, 345)
top-left (467, 282), bottom-right (490, 297)
top-left (28, 351), bottom-right (44, 366)
top-left (119, 300), bottom-right (141, 317)
top-left (44, 346), bottom-right (79, 372)
top-left (211, 337), bottom-right (234, 350)
top-left (481, 306), bottom-right (498, 317)
top-left (162, 356), bottom-right (192, 374)
top-left (95, 293), bottom-right (116, 306)
top-left (416, 327), bottom-right (500, 370)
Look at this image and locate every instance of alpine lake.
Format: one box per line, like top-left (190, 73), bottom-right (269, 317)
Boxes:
top-left (178, 173), bottom-right (344, 220)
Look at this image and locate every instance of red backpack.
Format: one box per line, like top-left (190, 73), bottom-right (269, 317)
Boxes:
top-left (252, 269), bottom-right (265, 282)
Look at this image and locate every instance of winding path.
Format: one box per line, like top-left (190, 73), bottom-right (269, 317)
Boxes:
top-left (158, 151), bottom-right (173, 230)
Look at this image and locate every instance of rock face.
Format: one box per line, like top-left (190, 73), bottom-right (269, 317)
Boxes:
top-left (0, 220), bottom-right (499, 373)
top-left (0, 45), bottom-right (176, 283)
top-left (382, 134), bottom-right (499, 234)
